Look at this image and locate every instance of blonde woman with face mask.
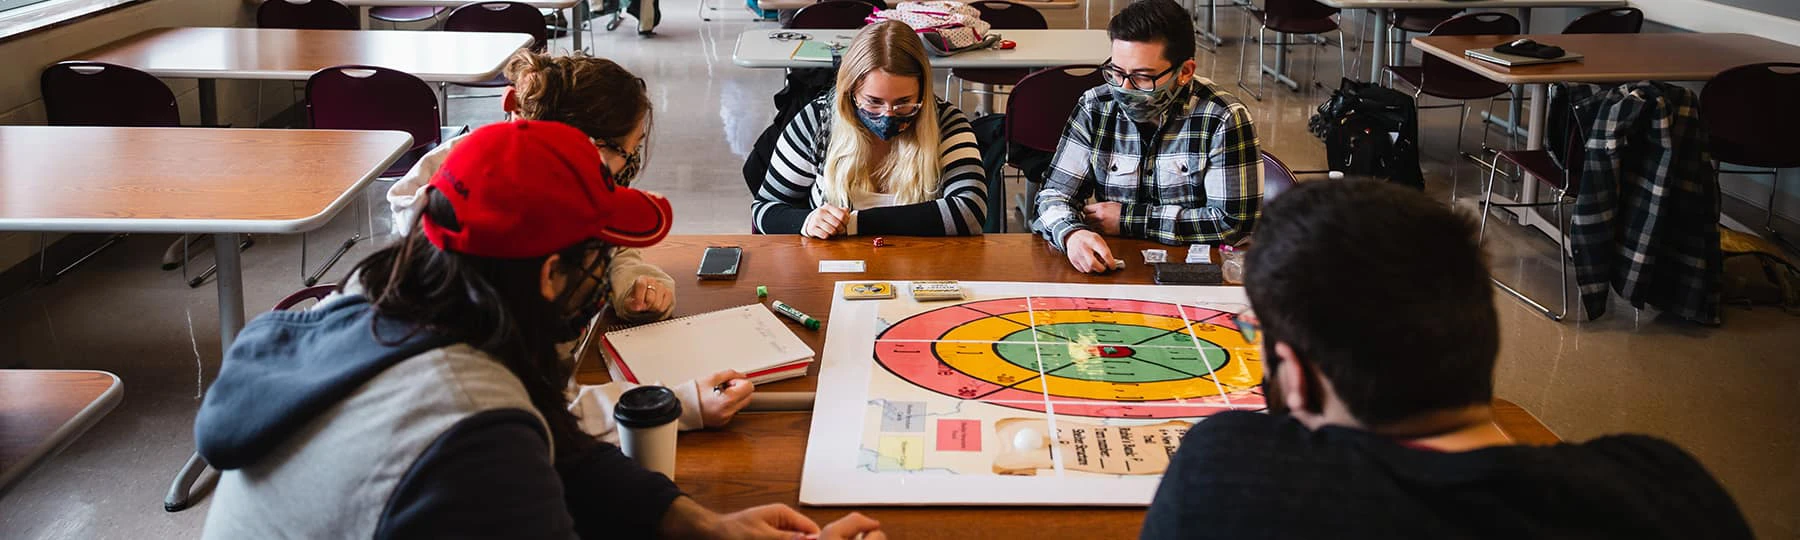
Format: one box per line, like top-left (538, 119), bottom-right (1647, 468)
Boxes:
top-left (752, 21), bottom-right (988, 238)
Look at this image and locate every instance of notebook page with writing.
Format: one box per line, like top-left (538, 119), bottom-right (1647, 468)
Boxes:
top-left (602, 304), bottom-right (814, 386)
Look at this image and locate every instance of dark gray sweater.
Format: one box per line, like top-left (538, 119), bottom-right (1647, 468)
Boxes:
top-left (1142, 411), bottom-right (1750, 539)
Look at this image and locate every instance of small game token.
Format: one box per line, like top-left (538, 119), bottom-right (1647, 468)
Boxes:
top-left (1013, 428), bottom-right (1044, 451)
top-left (1113, 259), bottom-right (1126, 269)
top-left (872, 237), bottom-right (887, 247)
top-left (1141, 249), bottom-right (1168, 264)
top-left (757, 285), bottom-right (768, 298)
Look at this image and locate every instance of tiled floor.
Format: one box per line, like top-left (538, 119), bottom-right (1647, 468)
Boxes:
top-left (3, 2), bottom-right (1797, 538)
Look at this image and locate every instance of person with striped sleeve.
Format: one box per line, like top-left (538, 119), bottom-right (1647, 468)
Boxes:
top-left (1035, 0), bottom-right (1263, 273)
top-left (752, 21), bottom-right (988, 238)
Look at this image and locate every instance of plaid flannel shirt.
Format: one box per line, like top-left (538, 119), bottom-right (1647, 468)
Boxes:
top-left (1034, 80), bottom-right (1262, 250)
top-left (1561, 81), bottom-right (1721, 324)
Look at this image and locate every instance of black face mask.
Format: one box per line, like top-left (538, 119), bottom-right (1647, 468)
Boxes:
top-left (550, 247), bottom-right (613, 343)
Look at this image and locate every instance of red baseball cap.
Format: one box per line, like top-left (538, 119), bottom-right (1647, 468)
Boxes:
top-left (423, 120), bottom-right (673, 258)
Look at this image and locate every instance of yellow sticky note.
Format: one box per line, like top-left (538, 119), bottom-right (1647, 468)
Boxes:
top-left (876, 436), bottom-right (924, 472)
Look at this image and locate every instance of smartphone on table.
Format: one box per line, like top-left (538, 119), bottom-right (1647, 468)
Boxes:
top-left (697, 246), bottom-right (742, 280)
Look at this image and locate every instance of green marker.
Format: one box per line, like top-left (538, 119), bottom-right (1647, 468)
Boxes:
top-left (770, 300), bottom-right (821, 330)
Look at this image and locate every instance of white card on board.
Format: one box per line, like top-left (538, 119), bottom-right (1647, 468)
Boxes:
top-left (818, 260), bottom-right (866, 273)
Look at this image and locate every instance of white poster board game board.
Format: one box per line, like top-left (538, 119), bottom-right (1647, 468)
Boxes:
top-left (800, 281), bottom-right (1266, 506)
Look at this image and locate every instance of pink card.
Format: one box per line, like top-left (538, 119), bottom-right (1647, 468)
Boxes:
top-left (935, 419), bottom-right (981, 452)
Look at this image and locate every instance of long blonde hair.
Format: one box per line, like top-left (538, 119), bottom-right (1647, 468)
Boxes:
top-left (819, 21), bottom-right (943, 207)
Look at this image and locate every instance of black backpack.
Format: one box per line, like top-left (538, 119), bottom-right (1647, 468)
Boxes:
top-left (743, 67), bottom-right (837, 195)
top-left (1310, 78), bottom-right (1425, 189)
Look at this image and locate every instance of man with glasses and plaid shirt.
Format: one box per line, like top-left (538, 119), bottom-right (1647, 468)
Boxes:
top-left (1034, 0), bottom-right (1262, 273)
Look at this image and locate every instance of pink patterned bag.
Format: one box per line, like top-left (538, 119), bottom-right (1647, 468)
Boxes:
top-left (866, 1), bottom-right (994, 54)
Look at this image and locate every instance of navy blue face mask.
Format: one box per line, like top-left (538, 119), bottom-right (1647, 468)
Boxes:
top-left (856, 108), bottom-right (919, 141)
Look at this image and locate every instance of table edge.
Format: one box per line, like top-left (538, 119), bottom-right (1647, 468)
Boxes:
top-left (0, 129), bottom-right (411, 235)
top-left (1409, 33), bottom-right (1760, 84)
top-left (65, 28), bottom-right (533, 83)
top-left (732, 29), bottom-right (1109, 69)
top-left (0, 370), bottom-right (123, 497)
top-left (1318, 0), bottom-right (1625, 7)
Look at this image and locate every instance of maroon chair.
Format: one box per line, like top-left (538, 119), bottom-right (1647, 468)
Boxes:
top-left (38, 61), bottom-right (178, 281)
top-left (787, 0), bottom-right (876, 29)
top-left (946, 1), bottom-right (1047, 113)
top-left (306, 65), bottom-right (444, 284)
top-left (1703, 63), bottom-right (1800, 243)
top-left (1260, 150), bottom-right (1297, 203)
top-left (40, 62), bottom-right (181, 127)
top-left (444, 2), bottom-right (549, 90)
top-left (1384, 8), bottom-right (1460, 62)
top-left (273, 285), bottom-right (339, 311)
top-left (1004, 64), bottom-right (1101, 228)
top-left (307, 65), bottom-right (444, 177)
top-left (256, 0), bottom-right (359, 30)
top-left (1237, 0), bottom-right (1346, 101)
top-left (1384, 11), bottom-right (1519, 191)
top-left (1478, 102), bottom-right (1586, 321)
top-left (1561, 7), bottom-right (1643, 34)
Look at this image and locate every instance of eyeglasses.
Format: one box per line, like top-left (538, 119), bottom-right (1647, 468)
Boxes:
top-left (856, 97), bottom-right (923, 117)
top-left (1100, 59), bottom-right (1178, 91)
top-left (1233, 309), bottom-right (1260, 346)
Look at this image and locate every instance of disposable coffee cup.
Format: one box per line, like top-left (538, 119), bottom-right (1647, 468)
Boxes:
top-left (615, 385), bottom-right (682, 480)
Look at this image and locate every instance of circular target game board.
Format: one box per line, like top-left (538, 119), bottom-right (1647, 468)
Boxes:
top-left (873, 297), bottom-right (1264, 419)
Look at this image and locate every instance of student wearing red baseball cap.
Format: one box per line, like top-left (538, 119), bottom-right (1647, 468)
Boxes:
top-left (389, 53), bottom-right (757, 453)
top-left (195, 120), bottom-right (881, 539)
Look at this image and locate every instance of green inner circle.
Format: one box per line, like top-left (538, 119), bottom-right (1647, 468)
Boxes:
top-left (992, 323), bottom-right (1230, 384)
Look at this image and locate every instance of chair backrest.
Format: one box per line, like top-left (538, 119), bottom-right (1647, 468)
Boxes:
top-left (257, 0), bottom-right (359, 30)
top-left (1265, 0), bottom-right (1337, 21)
top-left (1561, 7), bottom-right (1643, 34)
top-left (445, 2), bottom-right (549, 51)
top-left (307, 65), bottom-right (441, 151)
top-left (1701, 63), bottom-right (1800, 168)
top-left (1260, 150), bottom-right (1296, 203)
top-left (1429, 11), bottom-right (1519, 36)
top-left (1422, 12), bottom-right (1520, 82)
top-left (40, 62), bottom-right (181, 127)
top-left (272, 284), bottom-right (339, 311)
top-left (788, 0), bottom-right (877, 29)
top-left (1005, 64), bottom-right (1102, 153)
top-left (969, 1), bottom-right (1046, 29)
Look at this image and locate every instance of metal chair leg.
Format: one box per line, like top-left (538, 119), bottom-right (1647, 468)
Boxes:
top-left (164, 452), bottom-right (215, 511)
top-left (188, 236), bottom-right (255, 288)
top-left (36, 233), bottom-right (127, 286)
top-left (1480, 161), bottom-right (1573, 322)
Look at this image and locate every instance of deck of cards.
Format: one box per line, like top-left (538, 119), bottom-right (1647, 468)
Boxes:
top-left (843, 282), bottom-right (897, 300)
top-left (910, 281), bottom-right (965, 301)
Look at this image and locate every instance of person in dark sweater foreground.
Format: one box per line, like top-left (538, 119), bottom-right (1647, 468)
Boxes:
top-left (194, 121), bottom-right (881, 539)
top-left (1141, 181), bottom-right (1750, 539)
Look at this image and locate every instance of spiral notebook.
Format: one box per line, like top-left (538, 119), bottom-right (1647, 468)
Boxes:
top-left (601, 304), bottom-right (815, 386)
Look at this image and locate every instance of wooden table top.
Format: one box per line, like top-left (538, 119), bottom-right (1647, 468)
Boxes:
top-left (0, 126), bottom-right (411, 234)
top-left (575, 235), bottom-right (1563, 538)
top-left (733, 29), bottom-right (1109, 69)
top-left (1412, 33), bottom-right (1800, 84)
top-left (0, 370), bottom-right (122, 498)
top-left (68, 27), bottom-right (533, 83)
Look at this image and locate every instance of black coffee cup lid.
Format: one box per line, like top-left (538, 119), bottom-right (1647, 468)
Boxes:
top-left (614, 386), bottom-right (682, 428)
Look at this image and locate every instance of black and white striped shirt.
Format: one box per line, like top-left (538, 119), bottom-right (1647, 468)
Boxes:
top-left (753, 96), bottom-right (987, 236)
